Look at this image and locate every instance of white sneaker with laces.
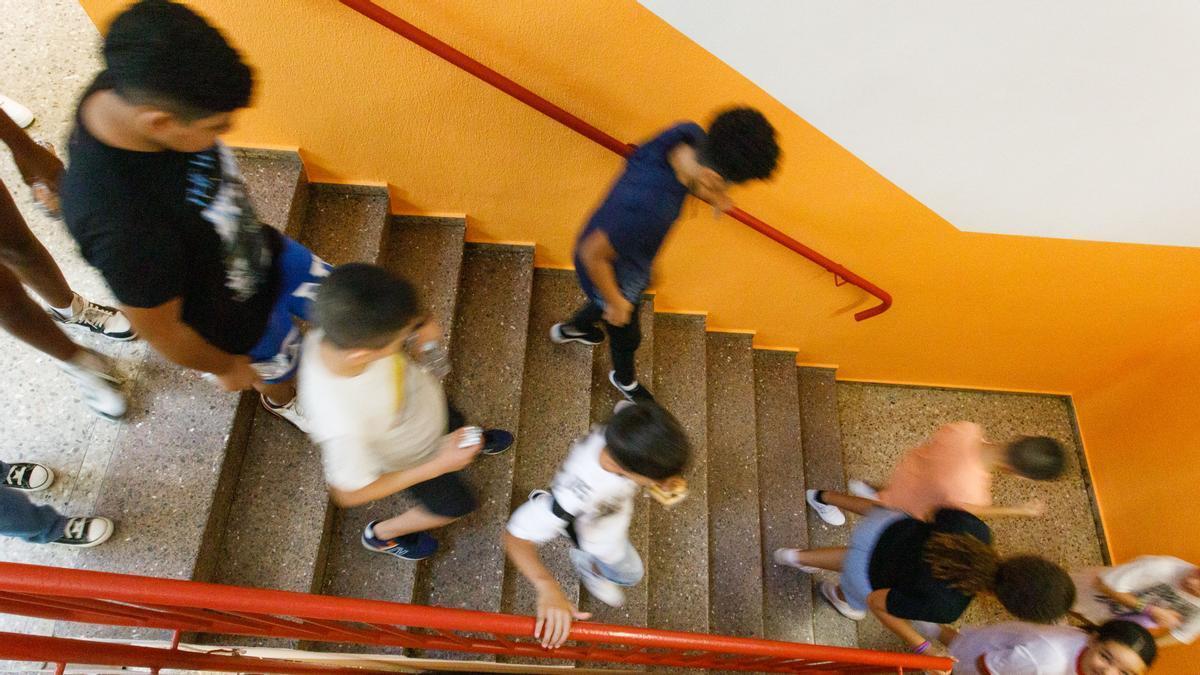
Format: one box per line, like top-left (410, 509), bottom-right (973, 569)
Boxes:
top-left (3, 462), bottom-right (55, 492)
top-left (848, 479), bottom-right (880, 501)
top-left (261, 393), bottom-right (311, 433)
top-left (569, 547), bottom-right (625, 608)
top-left (806, 489), bottom-right (846, 526)
top-left (0, 95), bottom-right (34, 128)
top-left (59, 350), bottom-right (127, 420)
top-left (772, 548), bottom-right (824, 573)
top-left (51, 294), bottom-right (137, 341)
top-left (819, 580), bottom-right (866, 621)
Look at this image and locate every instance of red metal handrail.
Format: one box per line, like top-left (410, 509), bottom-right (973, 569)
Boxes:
top-left (337, 0), bottom-right (892, 321)
top-left (0, 562), bottom-right (951, 673)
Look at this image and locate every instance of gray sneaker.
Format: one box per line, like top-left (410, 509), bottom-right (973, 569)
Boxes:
top-left (58, 350), bottom-right (126, 420)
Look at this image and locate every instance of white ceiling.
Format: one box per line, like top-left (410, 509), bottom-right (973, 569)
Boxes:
top-left (640, 1), bottom-right (1200, 248)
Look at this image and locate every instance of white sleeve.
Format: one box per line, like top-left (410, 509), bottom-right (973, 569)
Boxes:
top-left (1102, 556), bottom-right (1187, 592)
top-left (319, 436), bottom-right (382, 492)
top-left (506, 495), bottom-right (567, 544)
top-left (981, 645), bottom-right (1064, 675)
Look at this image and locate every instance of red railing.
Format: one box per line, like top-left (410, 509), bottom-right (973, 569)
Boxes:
top-left (338, 0), bottom-right (892, 321)
top-left (0, 562), bottom-right (951, 673)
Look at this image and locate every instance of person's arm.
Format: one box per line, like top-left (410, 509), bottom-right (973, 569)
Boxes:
top-left (866, 590), bottom-right (953, 673)
top-left (962, 498), bottom-right (1045, 519)
top-left (1094, 577), bottom-right (1183, 629)
top-left (577, 229), bottom-right (633, 327)
top-left (120, 300), bottom-right (257, 390)
top-left (327, 429), bottom-right (481, 508)
top-left (503, 531), bottom-right (591, 648)
top-left (0, 107), bottom-right (63, 214)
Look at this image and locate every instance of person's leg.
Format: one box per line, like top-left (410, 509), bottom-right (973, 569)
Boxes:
top-left (779, 546), bottom-right (848, 571)
top-left (0, 180), bottom-right (72, 308)
top-left (816, 490), bottom-right (882, 517)
top-left (0, 262), bottom-right (78, 361)
top-left (375, 470), bottom-right (478, 540)
top-left (605, 302), bottom-right (642, 387)
top-left (566, 300), bottom-right (604, 334)
top-left (0, 486), bottom-right (66, 543)
top-left (372, 505), bottom-right (458, 540)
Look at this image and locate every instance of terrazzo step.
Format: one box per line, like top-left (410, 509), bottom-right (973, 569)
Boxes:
top-left (704, 332), bottom-right (764, 638)
top-left (498, 269), bottom-right (594, 666)
top-left (647, 313), bottom-right (710, 634)
top-left (206, 182), bottom-right (390, 649)
top-left (582, 296), bottom-right (656, 628)
top-left (409, 244), bottom-right (534, 657)
top-left (314, 216), bottom-right (467, 650)
top-left (797, 366), bottom-right (856, 648)
top-left (754, 350), bottom-right (814, 644)
top-left (61, 151), bottom-right (313, 643)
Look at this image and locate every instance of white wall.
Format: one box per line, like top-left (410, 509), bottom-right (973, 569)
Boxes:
top-left (640, 0), bottom-right (1200, 248)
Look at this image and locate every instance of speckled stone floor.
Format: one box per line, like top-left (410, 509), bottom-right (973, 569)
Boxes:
top-left (836, 382), bottom-right (1107, 651)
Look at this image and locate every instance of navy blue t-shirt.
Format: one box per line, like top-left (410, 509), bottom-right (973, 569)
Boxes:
top-left (574, 122), bottom-right (704, 305)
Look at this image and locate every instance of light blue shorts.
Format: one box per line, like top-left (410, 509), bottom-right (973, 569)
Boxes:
top-left (840, 507), bottom-right (907, 611)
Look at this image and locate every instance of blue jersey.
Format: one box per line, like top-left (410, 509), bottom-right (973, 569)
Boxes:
top-left (574, 122), bottom-right (704, 305)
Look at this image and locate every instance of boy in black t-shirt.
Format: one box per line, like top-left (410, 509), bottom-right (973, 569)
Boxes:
top-left (550, 110), bottom-right (780, 402)
top-left (61, 0), bottom-right (328, 430)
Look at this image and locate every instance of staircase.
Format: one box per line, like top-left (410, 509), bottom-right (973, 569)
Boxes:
top-left (62, 147), bottom-right (871, 659)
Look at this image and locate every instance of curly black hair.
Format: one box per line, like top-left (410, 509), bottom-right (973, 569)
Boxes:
top-left (104, 0), bottom-right (253, 118)
top-left (700, 107), bottom-right (780, 184)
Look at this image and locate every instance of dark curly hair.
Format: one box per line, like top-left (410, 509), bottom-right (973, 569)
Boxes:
top-left (104, 0), bottom-right (253, 118)
top-left (699, 107), bottom-right (780, 184)
top-left (605, 402), bottom-right (690, 480)
top-left (924, 533), bottom-right (1075, 623)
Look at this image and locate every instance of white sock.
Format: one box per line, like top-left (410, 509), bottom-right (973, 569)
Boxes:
top-left (50, 293), bottom-right (82, 319)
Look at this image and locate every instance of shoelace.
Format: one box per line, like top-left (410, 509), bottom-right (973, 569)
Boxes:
top-left (72, 301), bottom-right (117, 331)
top-left (62, 517), bottom-right (87, 541)
top-left (5, 464), bottom-right (29, 487)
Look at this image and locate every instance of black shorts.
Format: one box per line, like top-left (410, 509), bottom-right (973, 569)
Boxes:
top-left (405, 469), bottom-right (477, 519)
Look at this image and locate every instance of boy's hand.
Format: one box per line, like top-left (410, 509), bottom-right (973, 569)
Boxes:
top-left (433, 427), bottom-right (483, 473)
top-left (603, 297), bottom-right (634, 327)
top-left (214, 355), bottom-right (261, 391)
top-left (535, 582), bottom-right (591, 648)
top-left (407, 318), bottom-right (443, 353)
top-left (1147, 605), bottom-right (1183, 630)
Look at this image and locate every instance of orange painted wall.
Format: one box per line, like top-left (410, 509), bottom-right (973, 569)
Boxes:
top-left (77, 2), bottom-right (1200, 667)
top-left (1075, 320), bottom-right (1200, 674)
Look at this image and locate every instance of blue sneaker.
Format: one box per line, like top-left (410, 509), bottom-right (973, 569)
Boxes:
top-left (361, 521), bottom-right (438, 561)
top-left (482, 429), bottom-right (514, 456)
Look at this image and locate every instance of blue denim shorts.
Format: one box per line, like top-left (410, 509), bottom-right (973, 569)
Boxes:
top-left (840, 507), bottom-right (907, 611)
top-left (246, 236), bottom-right (331, 384)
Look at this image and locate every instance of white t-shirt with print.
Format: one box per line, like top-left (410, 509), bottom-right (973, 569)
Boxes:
top-left (1072, 555), bottom-right (1200, 644)
top-left (298, 330), bottom-right (448, 492)
top-left (949, 622), bottom-right (1088, 675)
top-left (506, 429), bottom-right (639, 565)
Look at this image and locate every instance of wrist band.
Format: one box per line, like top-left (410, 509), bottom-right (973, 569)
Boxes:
top-left (1133, 599), bottom-right (1148, 613)
top-left (913, 640), bottom-right (931, 654)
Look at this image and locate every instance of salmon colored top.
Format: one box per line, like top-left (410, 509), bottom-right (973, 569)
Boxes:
top-left (877, 421), bottom-right (992, 521)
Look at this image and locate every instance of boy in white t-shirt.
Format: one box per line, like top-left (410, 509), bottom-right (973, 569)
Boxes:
top-left (934, 619), bottom-right (1156, 674)
top-left (504, 402), bottom-right (690, 648)
top-left (1072, 555), bottom-right (1200, 647)
top-left (299, 263), bottom-right (514, 561)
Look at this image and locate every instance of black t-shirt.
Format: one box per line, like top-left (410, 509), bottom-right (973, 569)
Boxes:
top-left (61, 75), bottom-right (282, 355)
top-left (868, 508), bottom-right (993, 623)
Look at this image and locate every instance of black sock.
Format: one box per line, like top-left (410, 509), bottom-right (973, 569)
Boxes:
top-left (814, 490), bottom-right (827, 504)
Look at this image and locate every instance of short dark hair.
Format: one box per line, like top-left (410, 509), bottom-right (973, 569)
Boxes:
top-left (700, 107), bottom-right (780, 184)
top-left (104, 0), bottom-right (253, 119)
top-left (604, 403), bottom-right (690, 481)
top-left (314, 263), bottom-right (419, 350)
top-left (1006, 436), bottom-right (1066, 480)
top-left (1095, 619), bottom-right (1157, 667)
top-left (993, 556), bottom-right (1076, 624)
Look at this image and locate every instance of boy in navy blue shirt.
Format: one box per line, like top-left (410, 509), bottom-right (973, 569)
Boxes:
top-left (551, 108), bottom-right (780, 401)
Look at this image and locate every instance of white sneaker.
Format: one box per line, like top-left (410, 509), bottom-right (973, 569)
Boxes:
top-left (772, 548), bottom-right (824, 573)
top-left (569, 547), bottom-right (625, 608)
top-left (261, 393), bottom-right (310, 433)
top-left (0, 95), bottom-right (34, 128)
top-left (53, 516), bottom-right (114, 548)
top-left (806, 489), bottom-right (846, 526)
top-left (59, 350), bottom-right (127, 420)
top-left (848, 479), bottom-right (880, 501)
top-left (3, 462), bottom-right (55, 492)
top-left (50, 294), bottom-right (137, 341)
top-left (819, 580), bottom-right (866, 621)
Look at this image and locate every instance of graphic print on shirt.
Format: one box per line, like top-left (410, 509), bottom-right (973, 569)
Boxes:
top-left (554, 474), bottom-right (625, 520)
top-left (1091, 583), bottom-right (1200, 624)
top-left (185, 144), bottom-right (272, 302)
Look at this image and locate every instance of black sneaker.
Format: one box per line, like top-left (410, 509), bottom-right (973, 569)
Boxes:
top-left (361, 521), bottom-right (438, 561)
top-left (608, 370), bottom-right (654, 403)
top-left (482, 429), bottom-right (514, 455)
top-left (3, 462), bottom-right (55, 491)
top-left (550, 323), bottom-right (604, 346)
top-left (53, 516), bottom-right (114, 548)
